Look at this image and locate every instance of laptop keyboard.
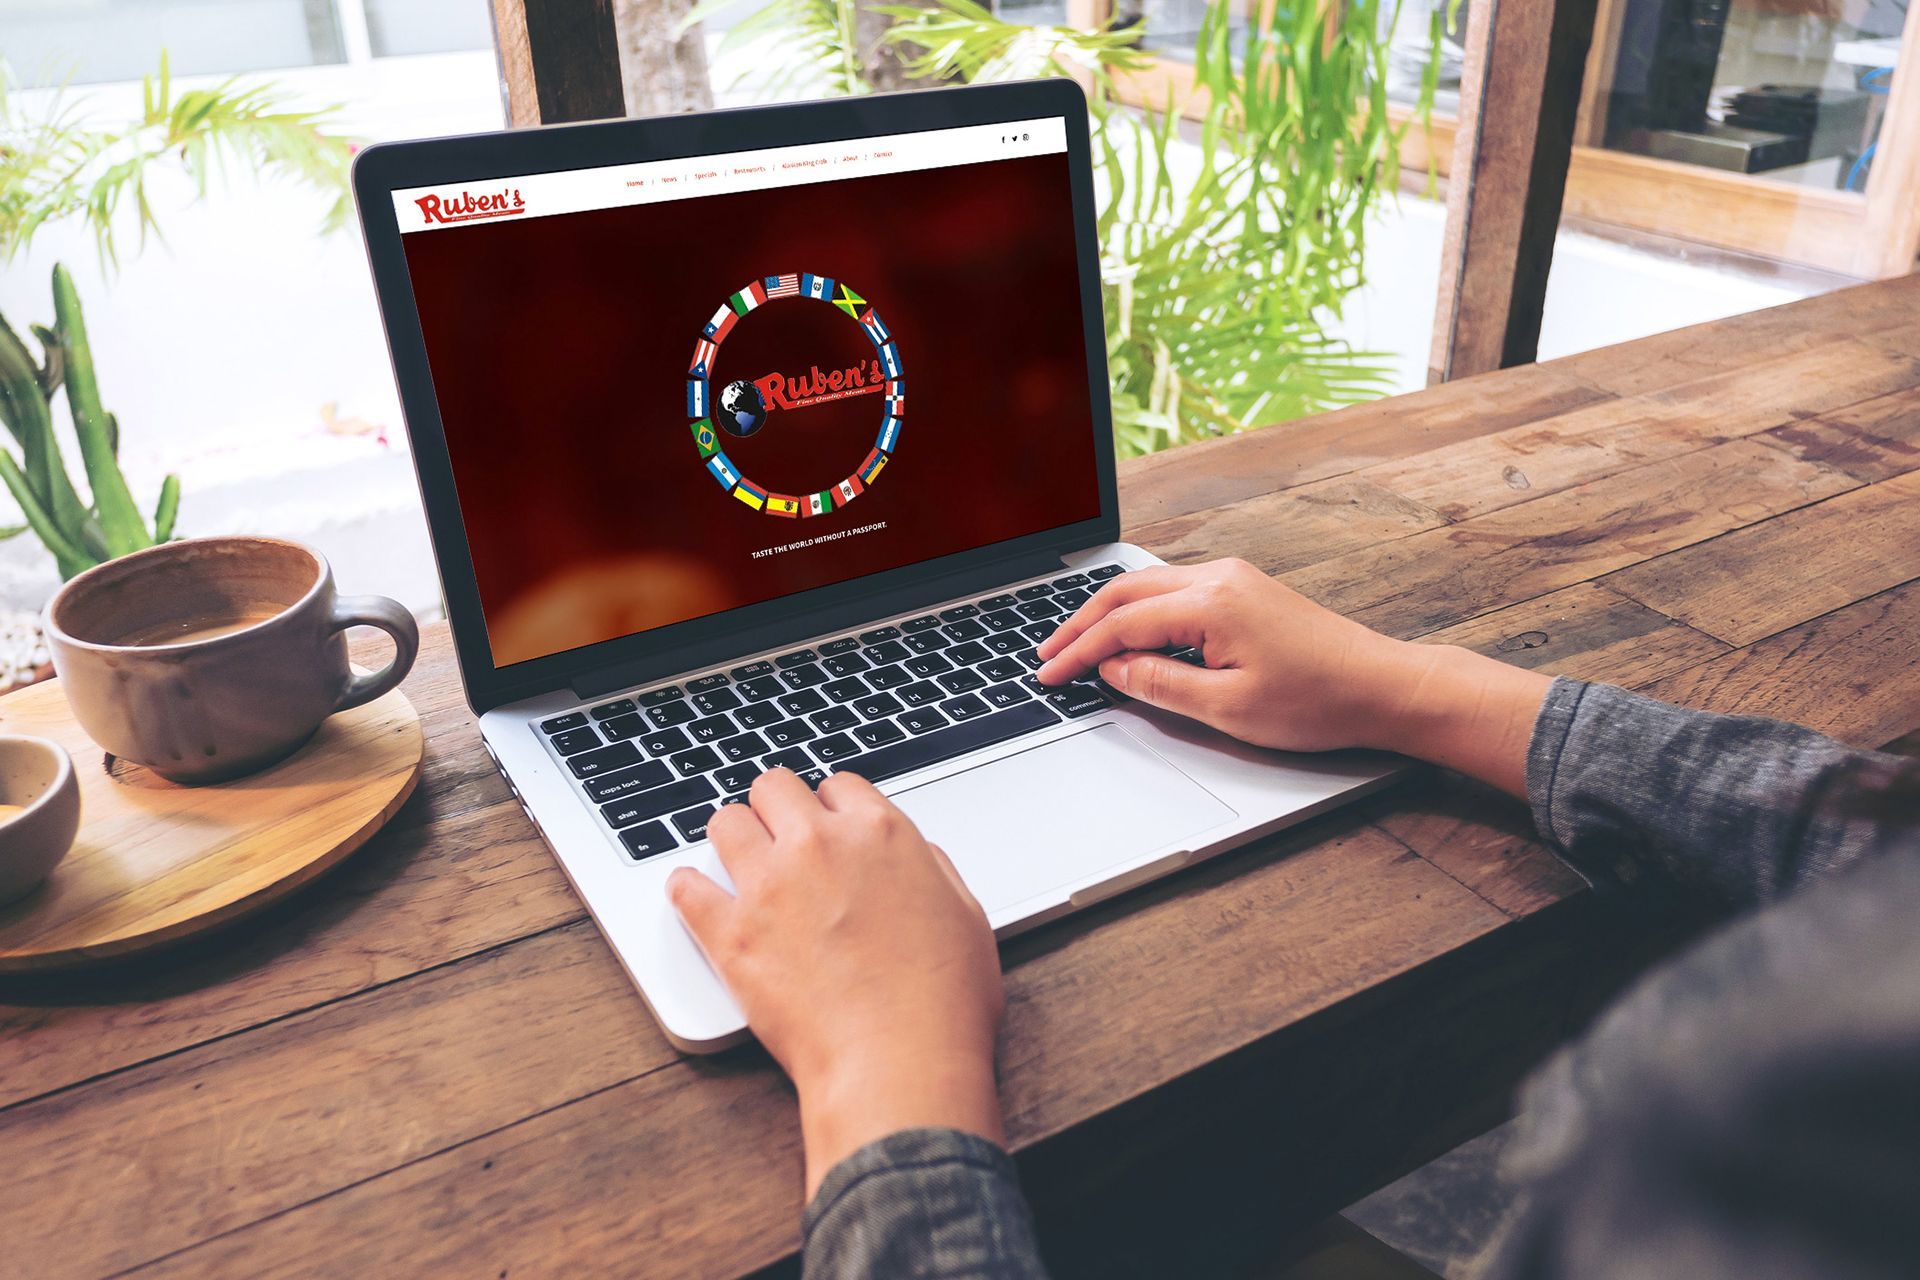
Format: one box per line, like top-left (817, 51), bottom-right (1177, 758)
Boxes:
top-left (533, 562), bottom-right (1202, 863)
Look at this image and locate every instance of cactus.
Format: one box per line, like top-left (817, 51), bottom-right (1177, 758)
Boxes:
top-left (0, 264), bottom-right (181, 580)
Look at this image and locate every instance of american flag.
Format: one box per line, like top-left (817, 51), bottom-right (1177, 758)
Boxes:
top-left (764, 273), bottom-right (801, 299)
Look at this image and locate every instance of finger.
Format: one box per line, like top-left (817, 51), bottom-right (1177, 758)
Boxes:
top-left (666, 866), bottom-right (737, 958)
top-left (1098, 652), bottom-right (1226, 720)
top-left (814, 767), bottom-right (883, 812)
top-left (1035, 566), bottom-right (1194, 661)
top-left (747, 766), bottom-right (825, 835)
top-left (704, 797), bottom-right (774, 886)
top-left (1037, 593), bottom-right (1207, 684)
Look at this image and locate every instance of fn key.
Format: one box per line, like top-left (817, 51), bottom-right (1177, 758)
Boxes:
top-left (619, 820), bottom-right (676, 861)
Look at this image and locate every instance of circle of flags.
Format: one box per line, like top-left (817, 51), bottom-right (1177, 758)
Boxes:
top-left (686, 273), bottom-right (906, 519)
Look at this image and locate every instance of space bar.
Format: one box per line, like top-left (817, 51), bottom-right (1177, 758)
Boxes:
top-left (837, 702), bottom-right (1061, 785)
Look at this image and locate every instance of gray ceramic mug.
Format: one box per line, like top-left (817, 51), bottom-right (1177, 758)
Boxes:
top-left (43, 536), bottom-right (419, 784)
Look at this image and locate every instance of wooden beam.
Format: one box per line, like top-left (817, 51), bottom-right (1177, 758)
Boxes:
top-left (489, 0), bottom-right (626, 125)
top-left (1430, 0), bottom-right (1600, 383)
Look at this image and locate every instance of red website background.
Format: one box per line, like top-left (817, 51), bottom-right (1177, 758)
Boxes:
top-left (401, 152), bottom-right (1102, 668)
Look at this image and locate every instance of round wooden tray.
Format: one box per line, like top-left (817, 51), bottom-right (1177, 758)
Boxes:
top-left (0, 676), bottom-right (423, 972)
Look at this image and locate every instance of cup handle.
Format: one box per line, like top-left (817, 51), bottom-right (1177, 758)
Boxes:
top-left (328, 595), bottom-right (421, 712)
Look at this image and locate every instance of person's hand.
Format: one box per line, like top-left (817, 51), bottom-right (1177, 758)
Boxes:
top-left (667, 768), bottom-right (1006, 1199)
top-left (1035, 558), bottom-right (1551, 796)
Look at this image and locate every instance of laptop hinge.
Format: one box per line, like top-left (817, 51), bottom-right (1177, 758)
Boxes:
top-left (568, 545), bottom-right (1075, 700)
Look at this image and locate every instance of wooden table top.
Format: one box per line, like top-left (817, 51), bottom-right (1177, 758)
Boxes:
top-left (4, 278), bottom-right (1919, 1280)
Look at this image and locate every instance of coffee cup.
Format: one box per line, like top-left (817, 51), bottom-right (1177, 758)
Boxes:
top-left (42, 536), bottom-right (419, 784)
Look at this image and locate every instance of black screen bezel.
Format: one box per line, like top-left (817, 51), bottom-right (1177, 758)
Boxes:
top-left (353, 79), bottom-right (1117, 713)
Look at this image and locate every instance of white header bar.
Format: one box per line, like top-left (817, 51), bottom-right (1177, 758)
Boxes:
top-left (393, 116), bottom-right (1068, 233)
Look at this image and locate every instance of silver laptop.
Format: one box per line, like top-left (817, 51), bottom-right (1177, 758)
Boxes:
top-left (354, 81), bottom-right (1399, 1052)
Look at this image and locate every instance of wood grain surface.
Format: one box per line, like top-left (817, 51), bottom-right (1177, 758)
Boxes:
top-left (0, 681), bottom-right (422, 972)
top-left (2, 279), bottom-right (1918, 1280)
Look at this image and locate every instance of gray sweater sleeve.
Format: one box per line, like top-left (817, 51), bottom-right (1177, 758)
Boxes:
top-left (1525, 678), bottom-right (1898, 906)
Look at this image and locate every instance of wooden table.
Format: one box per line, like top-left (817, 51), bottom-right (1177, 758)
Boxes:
top-left (5, 280), bottom-right (1919, 1280)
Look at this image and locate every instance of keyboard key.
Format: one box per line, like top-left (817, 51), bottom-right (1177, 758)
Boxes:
top-left (948, 640), bottom-right (992, 667)
top-left (646, 700), bottom-right (699, 729)
top-left (765, 719), bottom-right (817, 747)
top-left (1094, 678), bottom-right (1130, 702)
top-left (813, 732), bottom-right (862, 762)
top-left (901, 708), bottom-right (950, 735)
top-left (942, 619), bottom-right (988, 642)
top-left (1018, 650), bottom-right (1045, 670)
top-left (821, 652), bottom-right (870, 678)
top-left (591, 699), bottom-right (638, 722)
top-left (736, 703), bottom-right (783, 729)
top-left (584, 759), bottom-right (673, 803)
top-left (979, 656), bottom-right (1024, 682)
top-left (797, 768), bottom-right (830, 789)
top-left (837, 702), bottom-right (1060, 785)
top-left (939, 604), bottom-right (980, 621)
top-left (775, 649), bottom-right (819, 669)
top-left (619, 821), bottom-right (677, 861)
top-left (1017, 598), bottom-right (1062, 621)
top-left (638, 688), bottom-right (684, 708)
top-left (688, 713), bottom-right (736, 743)
top-left (853, 720), bottom-right (907, 748)
top-left (540, 712), bottom-right (587, 734)
top-left (1048, 685), bottom-right (1112, 718)
top-left (859, 626), bottom-right (902, 644)
top-left (865, 663), bottom-right (912, 689)
top-left (903, 631), bottom-right (951, 654)
top-left (687, 673), bottom-right (730, 693)
top-left (606, 781), bottom-right (710, 828)
top-left (672, 805), bottom-right (716, 841)
top-left (1019, 622), bottom-right (1055, 645)
top-left (764, 747), bottom-right (814, 772)
top-left (820, 637), bottom-right (861, 656)
top-left (1020, 675), bottom-right (1046, 695)
top-left (864, 639), bottom-right (910, 665)
top-left (898, 680), bottom-right (943, 707)
top-left (904, 653), bottom-right (953, 678)
top-left (568, 740), bottom-right (645, 782)
top-left (901, 615), bottom-right (941, 633)
top-left (812, 706), bottom-right (860, 733)
top-left (669, 745), bottom-right (721, 777)
top-left (717, 730), bottom-right (770, 763)
top-left (779, 689), bottom-right (828, 716)
top-left (569, 741), bottom-right (642, 778)
top-left (1015, 584), bottom-right (1053, 601)
top-left (941, 693), bottom-right (990, 721)
top-left (781, 663), bottom-right (829, 689)
top-left (980, 593), bottom-right (1019, 611)
top-left (937, 668), bottom-right (987, 695)
top-left (982, 609), bottom-right (1024, 633)
top-left (599, 713), bottom-right (647, 741)
top-left (853, 692), bottom-right (904, 720)
top-left (823, 676), bottom-right (870, 703)
top-left (1052, 573), bottom-right (1091, 590)
top-left (1054, 588), bottom-right (1092, 611)
top-left (692, 688), bottom-right (741, 715)
top-left (550, 726), bottom-right (602, 756)
top-left (981, 681), bottom-right (1030, 709)
top-left (715, 762), bottom-right (760, 793)
top-left (737, 675), bottom-right (785, 702)
top-left (985, 632), bottom-right (1024, 655)
top-left (1088, 563), bottom-right (1126, 580)
top-left (730, 660), bottom-right (775, 680)
top-left (638, 727), bottom-right (691, 756)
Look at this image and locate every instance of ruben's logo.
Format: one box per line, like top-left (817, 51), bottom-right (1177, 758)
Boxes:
top-left (414, 186), bottom-right (526, 225)
top-left (750, 357), bottom-right (887, 412)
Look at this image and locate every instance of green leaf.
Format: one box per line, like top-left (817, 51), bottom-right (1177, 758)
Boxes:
top-left (51, 264), bottom-right (152, 556)
top-left (0, 449), bottom-right (92, 578)
top-left (153, 473), bottom-right (180, 542)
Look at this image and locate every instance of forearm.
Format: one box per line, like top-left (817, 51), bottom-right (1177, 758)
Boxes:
top-left (799, 1050), bottom-right (1005, 1201)
top-left (1360, 642), bottom-right (1553, 801)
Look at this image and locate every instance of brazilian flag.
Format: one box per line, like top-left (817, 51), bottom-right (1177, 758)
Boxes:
top-left (690, 418), bottom-right (718, 458)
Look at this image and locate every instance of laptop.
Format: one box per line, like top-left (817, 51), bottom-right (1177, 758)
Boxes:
top-left (353, 80), bottom-right (1399, 1052)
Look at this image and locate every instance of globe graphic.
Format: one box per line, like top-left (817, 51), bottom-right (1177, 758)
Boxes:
top-left (718, 379), bottom-right (768, 438)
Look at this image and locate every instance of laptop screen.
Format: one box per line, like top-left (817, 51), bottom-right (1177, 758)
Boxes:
top-left (392, 116), bottom-right (1103, 669)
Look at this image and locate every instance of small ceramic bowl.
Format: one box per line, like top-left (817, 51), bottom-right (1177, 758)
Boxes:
top-left (0, 735), bottom-right (80, 906)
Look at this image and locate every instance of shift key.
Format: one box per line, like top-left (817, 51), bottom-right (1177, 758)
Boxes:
top-left (601, 775), bottom-right (718, 828)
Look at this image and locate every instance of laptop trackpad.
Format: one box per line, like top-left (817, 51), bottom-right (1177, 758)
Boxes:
top-left (889, 724), bottom-right (1235, 917)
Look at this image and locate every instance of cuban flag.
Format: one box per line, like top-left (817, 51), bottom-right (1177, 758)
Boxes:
top-left (706, 451), bottom-right (740, 490)
top-left (858, 447), bottom-right (887, 485)
top-left (802, 273), bottom-right (834, 301)
top-left (859, 309), bottom-right (891, 346)
top-left (876, 415), bottom-right (901, 453)
top-left (764, 273), bottom-right (800, 299)
top-left (836, 476), bottom-right (862, 505)
top-left (807, 491), bottom-right (834, 517)
top-left (687, 378), bottom-right (708, 417)
top-left (728, 281), bottom-right (766, 316)
top-left (703, 305), bottom-right (737, 343)
top-left (878, 342), bottom-right (902, 379)
top-left (689, 418), bottom-right (718, 458)
top-left (733, 479), bottom-right (768, 511)
top-left (767, 493), bottom-right (801, 518)
top-left (689, 338), bottom-right (717, 378)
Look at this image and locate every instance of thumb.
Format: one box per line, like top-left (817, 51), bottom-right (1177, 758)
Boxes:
top-left (1100, 652), bottom-right (1221, 719)
top-left (666, 866), bottom-right (736, 960)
